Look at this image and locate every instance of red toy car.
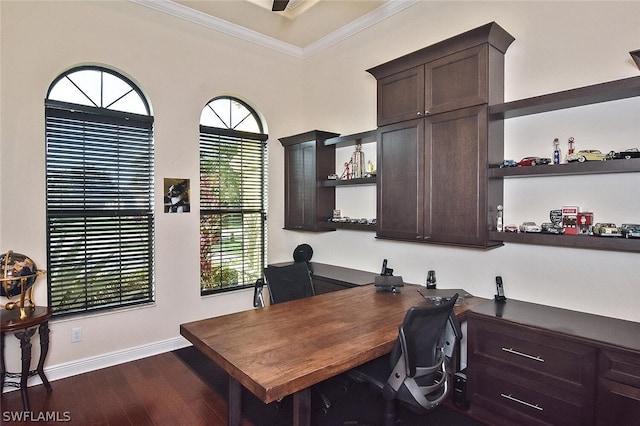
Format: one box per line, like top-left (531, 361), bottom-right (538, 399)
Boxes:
top-left (517, 157), bottom-right (552, 166)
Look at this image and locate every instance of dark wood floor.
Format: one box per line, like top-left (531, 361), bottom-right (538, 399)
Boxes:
top-left (1, 347), bottom-right (483, 426)
top-left (1, 350), bottom-right (231, 426)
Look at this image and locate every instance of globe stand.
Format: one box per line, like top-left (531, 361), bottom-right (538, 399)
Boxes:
top-left (1, 272), bottom-right (45, 319)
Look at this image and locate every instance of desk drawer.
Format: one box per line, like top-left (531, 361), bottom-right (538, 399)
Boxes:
top-left (469, 317), bottom-right (596, 393)
top-left (471, 363), bottom-right (592, 426)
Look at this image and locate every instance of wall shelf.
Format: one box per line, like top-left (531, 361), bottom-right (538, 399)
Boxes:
top-left (489, 75), bottom-right (640, 119)
top-left (321, 176), bottom-right (377, 186)
top-left (489, 74), bottom-right (640, 253)
top-left (489, 231), bottom-right (640, 253)
top-left (489, 158), bottom-right (640, 178)
top-left (324, 130), bottom-right (376, 148)
top-left (319, 222), bottom-right (376, 232)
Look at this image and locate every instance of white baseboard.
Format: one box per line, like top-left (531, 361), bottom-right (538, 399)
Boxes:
top-left (2, 336), bottom-right (191, 393)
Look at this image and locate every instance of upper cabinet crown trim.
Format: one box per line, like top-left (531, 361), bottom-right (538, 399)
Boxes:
top-left (279, 130), bottom-right (340, 147)
top-left (366, 21), bottom-right (515, 80)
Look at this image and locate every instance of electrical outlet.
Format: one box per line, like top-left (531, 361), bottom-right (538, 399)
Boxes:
top-left (71, 327), bottom-right (82, 343)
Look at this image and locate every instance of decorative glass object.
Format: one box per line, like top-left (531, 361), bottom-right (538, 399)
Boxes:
top-left (1, 250), bottom-right (46, 319)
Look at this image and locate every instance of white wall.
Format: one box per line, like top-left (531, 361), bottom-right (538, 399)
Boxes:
top-left (1, 1), bottom-right (639, 380)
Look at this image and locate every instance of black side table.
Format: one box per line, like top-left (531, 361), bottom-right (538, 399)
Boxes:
top-left (1, 306), bottom-right (52, 411)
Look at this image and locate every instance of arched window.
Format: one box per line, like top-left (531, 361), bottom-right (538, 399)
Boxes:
top-left (45, 66), bottom-right (154, 317)
top-left (199, 97), bottom-right (267, 294)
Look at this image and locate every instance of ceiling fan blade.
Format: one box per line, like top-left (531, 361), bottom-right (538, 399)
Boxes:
top-left (272, 0), bottom-right (289, 12)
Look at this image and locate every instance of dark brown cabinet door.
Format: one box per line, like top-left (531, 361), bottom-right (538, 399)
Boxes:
top-left (376, 45), bottom-right (488, 127)
top-left (284, 141), bottom-right (315, 230)
top-left (427, 106), bottom-right (489, 247)
top-left (426, 44), bottom-right (488, 115)
top-left (376, 119), bottom-right (426, 240)
top-left (376, 66), bottom-right (425, 127)
top-left (281, 131), bottom-right (337, 232)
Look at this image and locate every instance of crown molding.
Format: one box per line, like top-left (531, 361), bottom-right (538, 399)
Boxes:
top-left (129, 0), bottom-right (303, 57)
top-left (301, 0), bottom-right (419, 59)
top-left (129, 0), bottom-right (418, 59)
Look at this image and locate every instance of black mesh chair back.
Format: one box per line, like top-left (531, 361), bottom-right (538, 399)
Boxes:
top-left (349, 294), bottom-right (459, 426)
top-left (263, 262), bottom-right (315, 305)
top-left (385, 294), bottom-right (459, 414)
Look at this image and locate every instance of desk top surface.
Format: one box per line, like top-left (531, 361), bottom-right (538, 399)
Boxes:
top-left (180, 285), bottom-right (484, 403)
top-left (469, 298), bottom-right (640, 353)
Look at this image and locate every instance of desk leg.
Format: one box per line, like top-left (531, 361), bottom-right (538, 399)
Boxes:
top-left (292, 387), bottom-right (311, 426)
top-left (228, 376), bottom-right (241, 426)
top-left (37, 321), bottom-right (52, 393)
top-left (16, 328), bottom-right (36, 411)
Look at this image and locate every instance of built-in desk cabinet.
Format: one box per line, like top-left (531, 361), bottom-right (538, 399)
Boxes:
top-left (368, 22), bottom-right (513, 248)
top-left (467, 299), bottom-right (640, 426)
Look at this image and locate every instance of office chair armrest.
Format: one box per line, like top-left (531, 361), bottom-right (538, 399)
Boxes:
top-left (253, 278), bottom-right (264, 308)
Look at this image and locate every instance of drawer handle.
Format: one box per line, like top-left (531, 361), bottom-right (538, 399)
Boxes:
top-left (500, 393), bottom-right (543, 411)
top-left (501, 347), bottom-right (544, 362)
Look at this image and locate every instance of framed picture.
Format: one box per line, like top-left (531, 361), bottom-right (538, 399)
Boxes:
top-left (164, 178), bottom-right (190, 213)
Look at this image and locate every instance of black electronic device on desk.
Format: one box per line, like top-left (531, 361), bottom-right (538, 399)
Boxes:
top-left (494, 276), bottom-right (507, 302)
top-left (418, 288), bottom-right (473, 307)
top-left (374, 275), bottom-right (404, 293)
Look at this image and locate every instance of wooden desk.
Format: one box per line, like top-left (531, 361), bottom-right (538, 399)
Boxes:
top-left (180, 284), bottom-right (483, 426)
top-left (1, 306), bottom-right (52, 411)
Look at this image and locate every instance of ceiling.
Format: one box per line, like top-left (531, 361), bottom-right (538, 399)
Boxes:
top-left (131, 0), bottom-right (418, 58)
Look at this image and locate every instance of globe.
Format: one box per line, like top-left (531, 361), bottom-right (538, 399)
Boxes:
top-left (1, 250), bottom-right (39, 298)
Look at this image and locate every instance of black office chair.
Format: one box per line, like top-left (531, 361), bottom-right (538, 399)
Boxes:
top-left (349, 294), bottom-right (460, 426)
top-left (258, 262), bottom-right (349, 414)
top-left (263, 262), bottom-right (315, 305)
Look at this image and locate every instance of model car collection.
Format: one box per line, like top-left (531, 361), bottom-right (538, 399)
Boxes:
top-left (501, 220), bottom-right (639, 238)
top-left (495, 140), bottom-right (637, 239)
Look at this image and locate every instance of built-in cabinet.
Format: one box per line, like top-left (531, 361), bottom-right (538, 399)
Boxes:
top-left (279, 130), bottom-right (338, 231)
top-left (467, 300), bottom-right (640, 426)
top-left (368, 22), bottom-right (514, 248)
top-left (279, 23), bottom-right (639, 253)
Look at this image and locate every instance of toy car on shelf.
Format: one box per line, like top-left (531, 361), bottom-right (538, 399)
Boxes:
top-left (593, 223), bottom-right (622, 237)
top-left (504, 224), bottom-right (518, 232)
top-left (609, 148), bottom-right (640, 160)
top-left (500, 159), bottom-right (517, 168)
top-left (540, 222), bottom-right (565, 234)
top-left (519, 222), bottom-right (541, 233)
top-left (517, 157), bottom-right (552, 166)
top-left (566, 150), bottom-right (611, 162)
top-left (620, 223), bottom-right (640, 238)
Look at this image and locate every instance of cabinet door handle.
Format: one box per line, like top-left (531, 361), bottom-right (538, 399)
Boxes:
top-left (501, 347), bottom-right (544, 362)
top-left (500, 393), bottom-right (543, 411)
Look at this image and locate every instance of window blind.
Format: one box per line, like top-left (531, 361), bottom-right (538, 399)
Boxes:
top-left (200, 127), bottom-right (267, 294)
top-left (46, 104), bottom-right (154, 316)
